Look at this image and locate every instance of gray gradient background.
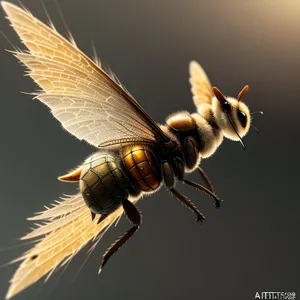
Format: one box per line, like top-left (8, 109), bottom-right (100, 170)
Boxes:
top-left (0, 0), bottom-right (299, 299)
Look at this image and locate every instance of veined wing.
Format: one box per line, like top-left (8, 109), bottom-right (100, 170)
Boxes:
top-left (189, 61), bottom-right (213, 108)
top-left (2, 2), bottom-right (170, 148)
top-left (6, 193), bottom-right (130, 299)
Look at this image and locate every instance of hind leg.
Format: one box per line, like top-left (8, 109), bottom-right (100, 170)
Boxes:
top-left (99, 197), bottom-right (141, 272)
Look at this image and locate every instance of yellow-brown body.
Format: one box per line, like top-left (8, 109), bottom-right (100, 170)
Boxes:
top-left (1, 2), bottom-right (257, 297)
top-left (121, 145), bottom-right (161, 193)
top-left (78, 145), bottom-right (162, 215)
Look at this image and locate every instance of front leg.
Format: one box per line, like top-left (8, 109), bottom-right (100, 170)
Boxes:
top-left (163, 161), bottom-right (205, 223)
top-left (170, 188), bottom-right (205, 223)
top-left (197, 166), bottom-right (215, 194)
top-left (183, 178), bottom-right (222, 208)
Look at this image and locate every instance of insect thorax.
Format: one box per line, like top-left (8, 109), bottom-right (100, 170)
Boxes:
top-left (79, 107), bottom-right (224, 214)
top-left (164, 106), bottom-right (224, 170)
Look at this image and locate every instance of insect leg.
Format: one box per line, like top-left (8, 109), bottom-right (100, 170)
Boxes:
top-left (197, 166), bottom-right (215, 194)
top-left (99, 198), bottom-right (141, 272)
top-left (183, 179), bottom-right (222, 208)
top-left (170, 188), bottom-right (205, 223)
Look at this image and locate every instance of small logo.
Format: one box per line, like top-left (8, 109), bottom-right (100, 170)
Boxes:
top-left (255, 292), bottom-right (296, 300)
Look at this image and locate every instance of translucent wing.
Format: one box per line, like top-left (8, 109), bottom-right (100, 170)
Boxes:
top-left (6, 193), bottom-right (133, 299)
top-left (2, 2), bottom-right (170, 148)
top-left (189, 61), bottom-right (213, 108)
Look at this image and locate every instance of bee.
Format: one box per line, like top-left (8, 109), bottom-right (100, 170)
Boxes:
top-left (1, 2), bottom-right (262, 299)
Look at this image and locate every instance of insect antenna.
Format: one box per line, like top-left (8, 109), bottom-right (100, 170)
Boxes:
top-left (228, 114), bottom-right (246, 150)
top-left (251, 124), bottom-right (260, 134)
top-left (250, 111), bottom-right (264, 115)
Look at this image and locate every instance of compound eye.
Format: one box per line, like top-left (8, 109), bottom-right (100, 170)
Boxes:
top-left (237, 110), bottom-right (247, 128)
top-left (221, 101), bottom-right (232, 113)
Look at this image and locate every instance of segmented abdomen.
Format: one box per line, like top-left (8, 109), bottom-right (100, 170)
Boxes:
top-left (80, 153), bottom-right (128, 214)
top-left (122, 145), bottom-right (161, 192)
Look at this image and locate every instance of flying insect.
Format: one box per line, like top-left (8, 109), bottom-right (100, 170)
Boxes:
top-left (1, 2), bottom-right (261, 299)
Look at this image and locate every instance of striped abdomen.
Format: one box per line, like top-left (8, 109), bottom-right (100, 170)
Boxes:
top-left (80, 153), bottom-right (128, 214)
top-left (121, 145), bottom-right (161, 193)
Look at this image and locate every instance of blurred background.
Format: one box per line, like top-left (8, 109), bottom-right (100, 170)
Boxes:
top-left (0, 0), bottom-right (299, 299)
